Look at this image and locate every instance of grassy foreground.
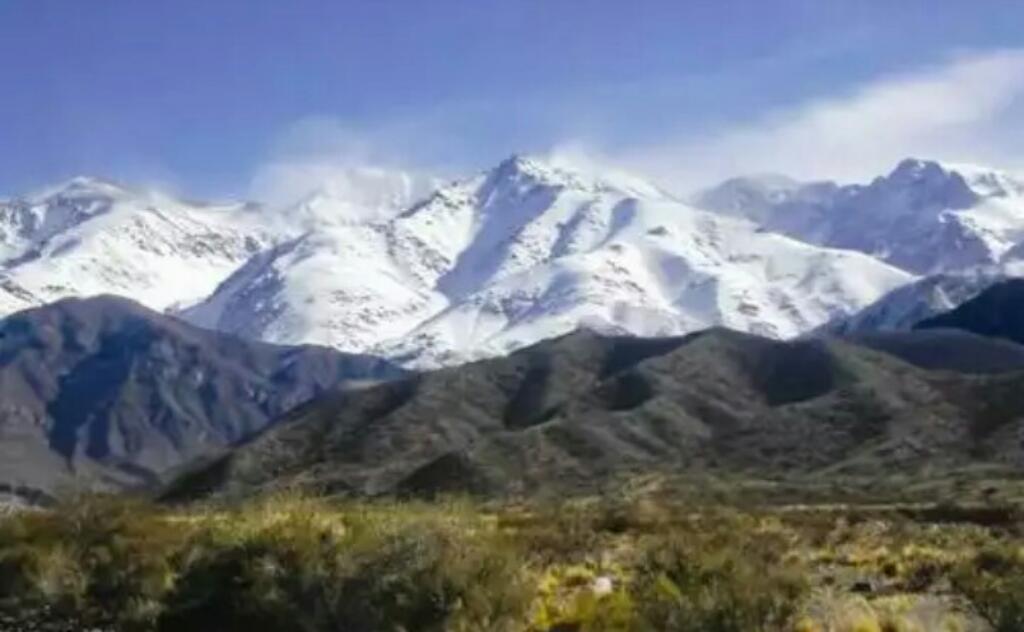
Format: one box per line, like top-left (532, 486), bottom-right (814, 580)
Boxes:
top-left (0, 490), bottom-right (1023, 631)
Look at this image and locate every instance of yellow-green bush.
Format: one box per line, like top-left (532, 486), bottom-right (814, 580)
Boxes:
top-left (952, 545), bottom-right (1024, 632)
top-left (0, 494), bottom-right (186, 626)
top-left (626, 531), bottom-right (807, 631)
top-left (0, 494), bottom-right (533, 631)
top-left (0, 492), bottom-right (1013, 631)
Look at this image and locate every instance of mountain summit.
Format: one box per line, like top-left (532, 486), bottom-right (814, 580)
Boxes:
top-left (697, 158), bottom-right (1024, 275)
top-left (10, 156), bottom-right (1024, 368)
top-left (0, 178), bottom-right (277, 313)
top-left (182, 155), bottom-right (910, 367)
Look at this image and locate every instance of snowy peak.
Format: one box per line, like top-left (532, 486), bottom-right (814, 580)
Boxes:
top-left (693, 173), bottom-right (824, 225)
top-left (486, 154), bottom-right (595, 190)
top-left (396, 155), bottom-right (672, 301)
top-left (698, 157), bottom-right (1024, 275)
top-left (887, 157), bottom-right (960, 182)
top-left (182, 154), bottom-right (912, 367)
top-left (0, 176), bottom-right (126, 263)
top-left (867, 157), bottom-right (1024, 211)
top-left (0, 178), bottom-right (278, 315)
top-left (937, 162), bottom-right (1024, 199)
top-left (26, 175), bottom-right (131, 204)
top-left (488, 154), bottom-right (557, 184)
top-left (886, 158), bottom-right (1024, 197)
top-left (872, 158), bottom-right (980, 211)
top-left (10, 155), bottom-right (1024, 370)
top-left (401, 155), bottom-right (668, 228)
top-left (480, 154), bottom-right (668, 201)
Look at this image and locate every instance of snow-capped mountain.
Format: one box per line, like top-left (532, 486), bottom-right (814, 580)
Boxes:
top-left (696, 159), bottom-right (1024, 275)
top-left (183, 155), bottom-right (912, 367)
top-left (0, 177), bottom-right (276, 312)
top-left (818, 261), bottom-right (1024, 336)
top-left (20, 155), bottom-right (1024, 368)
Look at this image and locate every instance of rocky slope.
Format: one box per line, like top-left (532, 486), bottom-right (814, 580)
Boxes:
top-left (916, 278), bottom-right (1024, 344)
top-left (0, 296), bottom-right (401, 501)
top-left (816, 264), bottom-right (1024, 336)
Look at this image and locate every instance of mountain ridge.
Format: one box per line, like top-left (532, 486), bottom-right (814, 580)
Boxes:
top-left (916, 278), bottom-right (1024, 344)
top-left (817, 262), bottom-right (1024, 337)
top-left (163, 325), bottom-right (1024, 501)
top-left (5, 155), bottom-right (1024, 367)
top-left (696, 158), bottom-right (1024, 275)
top-left (0, 295), bottom-right (403, 501)
top-left (0, 177), bottom-right (278, 314)
top-left (180, 155), bottom-right (912, 367)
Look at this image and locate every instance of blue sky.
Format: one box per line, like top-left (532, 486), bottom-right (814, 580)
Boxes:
top-left (2, 1), bottom-right (1023, 199)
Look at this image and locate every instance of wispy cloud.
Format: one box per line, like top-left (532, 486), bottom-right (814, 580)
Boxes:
top-left (614, 49), bottom-right (1024, 191)
top-left (252, 49), bottom-right (1024, 206)
top-left (248, 117), bottom-right (450, 207)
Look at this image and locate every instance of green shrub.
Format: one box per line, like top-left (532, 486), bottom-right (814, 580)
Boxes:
top-left (628, 531), bottom-right (807, 631)
top-left (162, 530), bottom-right (528, 631)
top-left (0, 494), bottom-right (185, 627)
top-left (1, 491), bottom-right (1012, 632)
top-left (953, 546), bottom-right (1024, 632)
top-left (154, 499), bottom-right (531, 631)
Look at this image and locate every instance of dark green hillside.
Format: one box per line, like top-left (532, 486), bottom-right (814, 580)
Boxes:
top-left (165, 327), bottom-right (1024, 501)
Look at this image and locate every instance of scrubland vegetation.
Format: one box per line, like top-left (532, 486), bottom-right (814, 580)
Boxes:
top-left (0, 488), bottom-right (1022, 631)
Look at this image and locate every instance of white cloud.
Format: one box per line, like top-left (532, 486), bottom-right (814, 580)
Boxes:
top-left (249, 117), bottom-right (450, 208)
top-left (249, 162), bottom-right (440, 213)
top-left (252, 50), bottom-right (1024, 206)
top-left (617, 49), bottom-right (1024, 191)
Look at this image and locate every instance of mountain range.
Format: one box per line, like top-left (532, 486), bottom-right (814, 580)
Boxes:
top-left (8, 156), bottom-right (991, 367)
top-left (0, 177), bottom-right (278, 315)
top-left (696, 158), bottom-right (1024, 275)
top-left (4, 156), bottom-right (1023, 368)
top-left (2, 157), bottom-right (1024, 501)
top-left (181, 156), bottom-right (915, 366)
top-left (166, 320), bottom-right (1024, 501)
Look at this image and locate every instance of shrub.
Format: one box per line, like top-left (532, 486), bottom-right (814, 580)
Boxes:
top-left (0, 494), bottom-right (186, 627)
top-left (156, 498), bottom-right (532, 631)
top-left (626, 528), bottom-right (808, 631)
top-left (0, 490), bottom-right (1011, 632)
top-left (952, 546), bottom-right (1024, 632)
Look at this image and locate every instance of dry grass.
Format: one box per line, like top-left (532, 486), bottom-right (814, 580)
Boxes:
top-left (0, 490), bottom-right (1019, 631)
